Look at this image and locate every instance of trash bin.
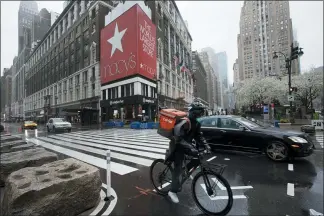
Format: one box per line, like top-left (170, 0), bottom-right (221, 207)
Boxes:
top-left (274, 120), bottom-right (279, 128)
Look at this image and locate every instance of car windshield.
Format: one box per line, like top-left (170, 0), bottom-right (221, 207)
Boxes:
top-left (25, 121), bottom-right (34, 124)
top-left (235, 117), bottom-right (261, 128)
top-left (53, 118), bottom-right (64, 122)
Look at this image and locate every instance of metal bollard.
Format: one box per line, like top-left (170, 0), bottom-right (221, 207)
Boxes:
top-left (105, 150), bottom-right (112, 200)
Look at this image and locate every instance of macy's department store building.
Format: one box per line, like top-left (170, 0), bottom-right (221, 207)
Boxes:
top-left (100, 2), bottom-right (158, 122)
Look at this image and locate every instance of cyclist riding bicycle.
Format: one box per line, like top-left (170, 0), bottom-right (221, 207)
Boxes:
top-left (167, 101), bottom-right (210, 203)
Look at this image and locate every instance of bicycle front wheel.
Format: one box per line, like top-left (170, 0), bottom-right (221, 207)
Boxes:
top-left (150, 159), bottom-right (172, 196)
top-left (192, 170), bottom-right (233, 216)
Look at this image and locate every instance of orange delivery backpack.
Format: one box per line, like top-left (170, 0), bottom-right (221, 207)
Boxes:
top-left (157, 109), bottom-right (189, 139)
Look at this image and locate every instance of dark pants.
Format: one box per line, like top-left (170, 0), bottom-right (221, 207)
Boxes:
top-left (170, 149), bottom-right (184, 193)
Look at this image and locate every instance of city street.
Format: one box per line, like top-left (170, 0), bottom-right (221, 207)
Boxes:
top-left (11, 126), bottom-right (323, 216)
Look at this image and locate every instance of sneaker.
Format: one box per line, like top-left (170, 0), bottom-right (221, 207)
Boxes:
top-left (168, 191), bottom-right (179, 203)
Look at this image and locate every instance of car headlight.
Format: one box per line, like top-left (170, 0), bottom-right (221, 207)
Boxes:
top-left (288, 136), bottom-right (308, 143)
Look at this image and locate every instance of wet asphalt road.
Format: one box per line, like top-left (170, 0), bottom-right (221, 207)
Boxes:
top-left (2, 123), bottom-right (323, 216)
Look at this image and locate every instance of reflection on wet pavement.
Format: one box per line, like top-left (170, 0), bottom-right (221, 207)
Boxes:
top-left (2, 125), bottom-right (323, 216)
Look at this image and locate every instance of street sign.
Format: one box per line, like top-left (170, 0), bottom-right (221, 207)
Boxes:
top-left (288, 95), bottom-right (294, 102)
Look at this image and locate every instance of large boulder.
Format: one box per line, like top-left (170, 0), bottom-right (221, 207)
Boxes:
top-left (1, 158), bottom-right (102, 216)
top-left (2, 143), bottom-right (36, 153)
top-left (0, 136), bottom-right (22, 143)
top-left (0, 148), bottom-right (58, 186)
top-left (0, 140), bottom-right (29, 153)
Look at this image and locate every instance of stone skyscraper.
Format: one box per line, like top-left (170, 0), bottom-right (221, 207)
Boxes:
top-left (237, 1), bottom-right (299, 81)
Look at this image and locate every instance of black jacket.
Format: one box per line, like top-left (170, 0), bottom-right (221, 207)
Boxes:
top-left (170, 117), bottom-right (206, 155)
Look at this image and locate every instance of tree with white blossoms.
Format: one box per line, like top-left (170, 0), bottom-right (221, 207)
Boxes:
top-left (291, 67), bottom-right (323, 109)
top-left (232, 67), bottom-right (323, 113)
top-left (234, 76), bottom-right (286, 109)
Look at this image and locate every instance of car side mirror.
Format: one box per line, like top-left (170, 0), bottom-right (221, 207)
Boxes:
top-left (239, 126), bottom-right (246, 131)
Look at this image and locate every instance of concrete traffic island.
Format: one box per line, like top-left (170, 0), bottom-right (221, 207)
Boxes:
top-left (1, 158), bottom-right (102, 216)
top-left (0, 148), bottom-right (58, 186)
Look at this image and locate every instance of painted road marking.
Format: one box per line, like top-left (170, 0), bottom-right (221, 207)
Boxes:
top-left (31, 129), bottom-right (176, 175)
top-left (60, 133), bottom-right (170, 148)
top-left (100, 183), bottom-right (118, 216)
top-left (28, 138), bottom-right (137, 175)
top-left (207, 156), bottom-right (217, 162)
top-left (153, 182), bottom-right (171, 192)
top-left (55, 134), bottom-right (166, 158)
top-left (57, 133), bottom-right (168, 153)
top-left (38, 137), bottom-right (154, 166)
top-left (230, 185), bottom-right (253, 190)
top-left (224, 158), bottom-right (230, 161)
top-left (309, 209), bottom-right (323, 216)
top-left (200, 184), bottom-right (246, 200)
top-left (287, 183), bottom-right (294, 196)
top-left (212, 178), bottom-right (253, 190)
top-left (89, 190), bottom-right (106, 215)
top-left (288, 164), bottom-right (294, 171)
top-left (315, 135), bottom-right (323, 148)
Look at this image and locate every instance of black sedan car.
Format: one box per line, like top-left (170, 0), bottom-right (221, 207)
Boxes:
top-left (199, 115), bottom-right (315, 162)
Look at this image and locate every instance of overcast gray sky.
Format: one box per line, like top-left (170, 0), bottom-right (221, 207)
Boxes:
top-left (1, 1), bottom-right (323, 84)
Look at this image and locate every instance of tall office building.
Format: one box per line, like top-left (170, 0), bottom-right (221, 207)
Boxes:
top-left (192, 51), bottom-right (209, 107)
top-left (237, 1), bottom-right (299, 81)
top-left (233, 58), bottom-right (240, 86)
top-left (215, 51), bottom-right (228, 89)
top-left (201, 47), bottom-right (223, 108)
top-left (199, 52), bottom-right (218, 112)
top-left (11, 1), bottom-right (52, 120)
top-left (18, 1), bottom-right (39, 54)
top-left (24, 0), bottom-right (111, 124)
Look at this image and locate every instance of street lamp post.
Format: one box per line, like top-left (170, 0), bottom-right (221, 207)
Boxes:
top-left (55, 96), bottom-right (58, 117)
top-left (273, 43), bottom-right (303, 121)
top-left (153, 73), bottom-right (161, 122)
top-left (34, 103), bottom-right (36, 121)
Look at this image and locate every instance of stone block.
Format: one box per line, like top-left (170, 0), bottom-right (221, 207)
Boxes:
top-left (1, 140), bottom-right (28, 153)
top-left (1, 158), bottom-right (102, 216)
top-left (0, 148), bottom-right (58, 186)
top-left (0, 136), bottom-right (22, 143)
top-left (2, 143), bottom-right (36, 153)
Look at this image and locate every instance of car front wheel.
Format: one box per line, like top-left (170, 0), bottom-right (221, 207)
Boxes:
top-left (266, 141), bottom-right (289, 162)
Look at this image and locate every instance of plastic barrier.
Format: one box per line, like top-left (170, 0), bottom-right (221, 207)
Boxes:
top-left (103, 121), bottom-right (124, 128)
top-left (130, 122), bottom-right (158, 129)
top-left (130, 122), bottom-right (141, 129)
top-left (114, 121), bottom-right (124, 128)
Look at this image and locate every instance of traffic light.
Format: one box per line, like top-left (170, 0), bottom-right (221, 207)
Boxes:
top-left (289, 87), bottom-right (297, 93)
top-left (291, 46), bottom-right (299, 60)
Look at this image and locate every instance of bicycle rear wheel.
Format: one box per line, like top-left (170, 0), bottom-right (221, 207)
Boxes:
top-left (192, 170), bottom-right (233, 216)
top-left (150, 159), bottom-right (172, 196)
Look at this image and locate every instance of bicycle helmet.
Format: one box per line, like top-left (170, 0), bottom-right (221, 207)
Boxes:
top-left (188, 101), bottom-right (206, 119)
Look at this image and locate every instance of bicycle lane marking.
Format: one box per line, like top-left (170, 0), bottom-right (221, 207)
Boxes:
top-left (207, 156), bottom-right (217, 162)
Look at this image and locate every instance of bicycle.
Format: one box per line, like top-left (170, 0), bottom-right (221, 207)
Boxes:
top-left (150, 146), bottom-right (233, 216)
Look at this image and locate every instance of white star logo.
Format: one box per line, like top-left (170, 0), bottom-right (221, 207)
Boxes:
top-left (107, 23), bottom-right (127, 57)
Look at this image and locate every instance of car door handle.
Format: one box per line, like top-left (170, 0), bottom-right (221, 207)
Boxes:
top-left (220, 130), bottom-right (226, 133)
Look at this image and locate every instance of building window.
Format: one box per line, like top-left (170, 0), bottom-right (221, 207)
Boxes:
top-left (92, 23), bottom-right (96, 34)
top-left (141, 83), bottom-right (148, 97)
top-left (102, 89), bottom-right (106, 100)
top-left (84, 86), bottom-right (87, 99)
top-left (76, 88), bottom-right (79, 100)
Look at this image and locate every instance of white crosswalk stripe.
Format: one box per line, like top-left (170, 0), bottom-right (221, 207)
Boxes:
top-left (315, 134), bottom-right (323, 148)
top-left (27, 129), bottom-right (169, 176)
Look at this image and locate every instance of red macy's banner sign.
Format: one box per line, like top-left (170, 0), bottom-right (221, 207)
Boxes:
top-left (100, 4), bottom-right (157, 85)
